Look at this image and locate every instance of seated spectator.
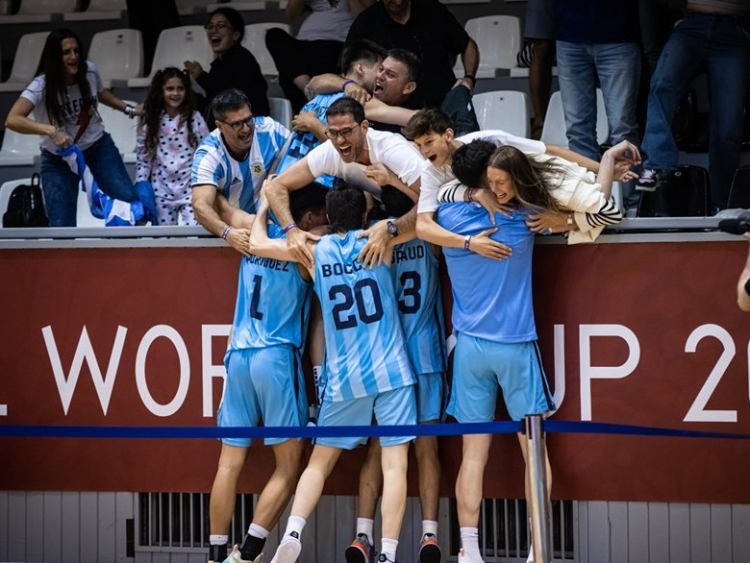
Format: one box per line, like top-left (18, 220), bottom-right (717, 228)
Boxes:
top-left (4, 28), bottom-right (139, 227)
top-left (184, 7), bottom-right (270, 123)
top-left (266, 0), bottom-right (375, 114)
top-left (637, 1), bottom-right (750, 213)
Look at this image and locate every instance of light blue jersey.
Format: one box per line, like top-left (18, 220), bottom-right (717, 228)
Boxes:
top-left (275, 92), bottom-right (345, 188)
top-left (229, 223), bottom-right (312, 351)
top-left (391, 238), bottom-right (446, 376)
top-left (313, 231), bottom-right (415, 402)
top-left (437, 202), bottom-right (537, 343)
top-left (191, 117), bottom-right (288, 213)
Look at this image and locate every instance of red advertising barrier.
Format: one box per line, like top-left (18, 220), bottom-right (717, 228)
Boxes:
top-left (1, 241), bottom-right (750, 503)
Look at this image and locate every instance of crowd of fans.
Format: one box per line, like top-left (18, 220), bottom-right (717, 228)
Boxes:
top-left (2, 1), bottom-right (748, 563)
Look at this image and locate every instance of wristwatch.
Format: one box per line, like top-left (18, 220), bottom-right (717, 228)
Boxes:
top-left (387, 220), bottom-right (399, 237)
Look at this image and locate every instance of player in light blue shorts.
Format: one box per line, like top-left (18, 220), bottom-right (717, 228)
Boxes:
top-left (219, 346), bottom-right (307, 448)
top-left (206, 183), bottom-right (329, 563)
top-left (264, 183), bottom-right (417, 563)
top-left (345, 184), bottom-right (447, 563)
top-left (449, 335), bottom-right (552, 423)
top-left (437, 146), bottom-right (556, 562)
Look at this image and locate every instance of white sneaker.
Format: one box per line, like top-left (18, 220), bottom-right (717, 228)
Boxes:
top-left (269, 535), bottom-right (301, 563)
top-left (222, 549), bottom-right (263, 563)
top-left (457, 548), bottom-right (484, 563)
top-left (526, 550), bottom-right (533, 563)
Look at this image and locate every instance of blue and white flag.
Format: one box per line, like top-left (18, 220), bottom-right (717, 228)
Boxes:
top-left (58, 145), bottom-right (156, 226)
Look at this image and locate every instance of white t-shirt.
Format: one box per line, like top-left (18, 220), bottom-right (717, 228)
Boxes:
top-left (417, 130), bottom-right (546, 214)
top-left (306, 128), bottom-right (424, 198)
top-left (21, 61), bottom-right (105, 152)
top-left (297, 0), bottom-right (354, 42)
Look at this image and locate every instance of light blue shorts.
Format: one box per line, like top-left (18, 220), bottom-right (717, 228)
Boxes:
top-left (315, 385), bottom-right (417, 450)
top-left (417, 372), bottom-right (445, 423)
top-left (447, 333), bottom-right (555, 423)
top-left (218, 346), bottom-right (307, 447)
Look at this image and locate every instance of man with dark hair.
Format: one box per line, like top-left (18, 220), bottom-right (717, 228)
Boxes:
top-left (207, 183), bottom-right (329, 563)
top-left (191, 88), bottom-right (289, 255)
top-left (344, 0), bottom-right (479, 107)
top-left (267, 97), bottom-right (424, 269)
top-left (303, 45), bottom-right (422, 131)
top-left (276, 41), bottom-right (415, 184)
top-left (249, 183), bottom-right (418, 563)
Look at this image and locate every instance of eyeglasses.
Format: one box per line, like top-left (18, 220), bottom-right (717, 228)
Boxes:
top-left (325, 124), bottom-right (360, 140)
top-left (222, 115), bottom-right (254, 131)
top-left (204, 22), bottom-right (231, 32)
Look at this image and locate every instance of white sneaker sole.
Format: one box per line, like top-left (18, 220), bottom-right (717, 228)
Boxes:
top-left (270, 539), bottom-right (301, 563)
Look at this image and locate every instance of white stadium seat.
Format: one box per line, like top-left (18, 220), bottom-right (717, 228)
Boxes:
top-left (98, 101), bottom-right (138, 163)
top-left (472, 91), bottom-right (531, 139)
top-left (541, 89), bottom-right (610, 148)
top-left (0, 31), bottom-right (49, 92)
top-left (77, 187), bottom-right (105, 227)
top-left (89, 29), bottom-right (144, 88)
top-left (269, 97), bottom-right (292, 130)
top-left (243, 23), bottom-right (291, 78)
top-left (0, 128), bottom-right (41, 166)
top-left (454, 15), bottom-right (522, 79)
top-left (175, 0), bottom-right (208, 15)
top-left (127, 26), bottom-right (213, 88)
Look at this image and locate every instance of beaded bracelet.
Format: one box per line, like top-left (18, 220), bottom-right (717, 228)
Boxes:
top-left (283, 222), bottom-right (298, 234)
top-left (341, 79), bottom-right (355, 92)
top-left (221, 226), bottom-right (232, 240)
top-left (464, 235), bottom-right (472, 250)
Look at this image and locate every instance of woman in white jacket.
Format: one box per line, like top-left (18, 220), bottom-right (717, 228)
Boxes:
top-left (440, 139), bottom-right (639, 244)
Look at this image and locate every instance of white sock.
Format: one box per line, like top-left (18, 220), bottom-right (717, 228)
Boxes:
top-left (209, 534), bottom-right (228, 546)
top-left (356, 517), bottom-right (374, 545)
top-left (284, 516), bottom-right (307, 539)
top-left (422, 520), bottom-right (438, 538)
top-left (380, 538), bottom-right (399, 562)
top-left (460, 527), bottom-right (481, 561)
top-left (248, 523), bottom-right (269, 539)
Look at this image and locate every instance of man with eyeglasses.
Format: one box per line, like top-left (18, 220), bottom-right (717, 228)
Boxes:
top-left (275, 40), bottom-right (416, 188)
top-left (267, 97), bottom-right (424, 269)
top-left (192, 88), bottom-right (289, 255)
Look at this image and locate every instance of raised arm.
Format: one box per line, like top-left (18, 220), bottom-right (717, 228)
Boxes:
top-left (364, 98), bottom-right (416, 126)
top-left (267, 158), bottom-right (320, 268)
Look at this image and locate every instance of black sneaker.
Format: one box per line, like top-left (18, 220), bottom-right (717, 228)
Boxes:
top-left (418, 533), bottom-right (441, 563)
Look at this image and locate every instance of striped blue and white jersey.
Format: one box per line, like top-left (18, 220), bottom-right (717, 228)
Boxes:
top-left (275, 91), bottom-right (345, 188)
top-left (438, 202), bottom-right (537, 343)
top-left (191, 116), bottom-right (288, 213)
top-left (313, 231), bottom-right (415, 402)
top-left (228, 223), bottom-right (312, 351)
top-left (391, 238), bottom-right (446, 375)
